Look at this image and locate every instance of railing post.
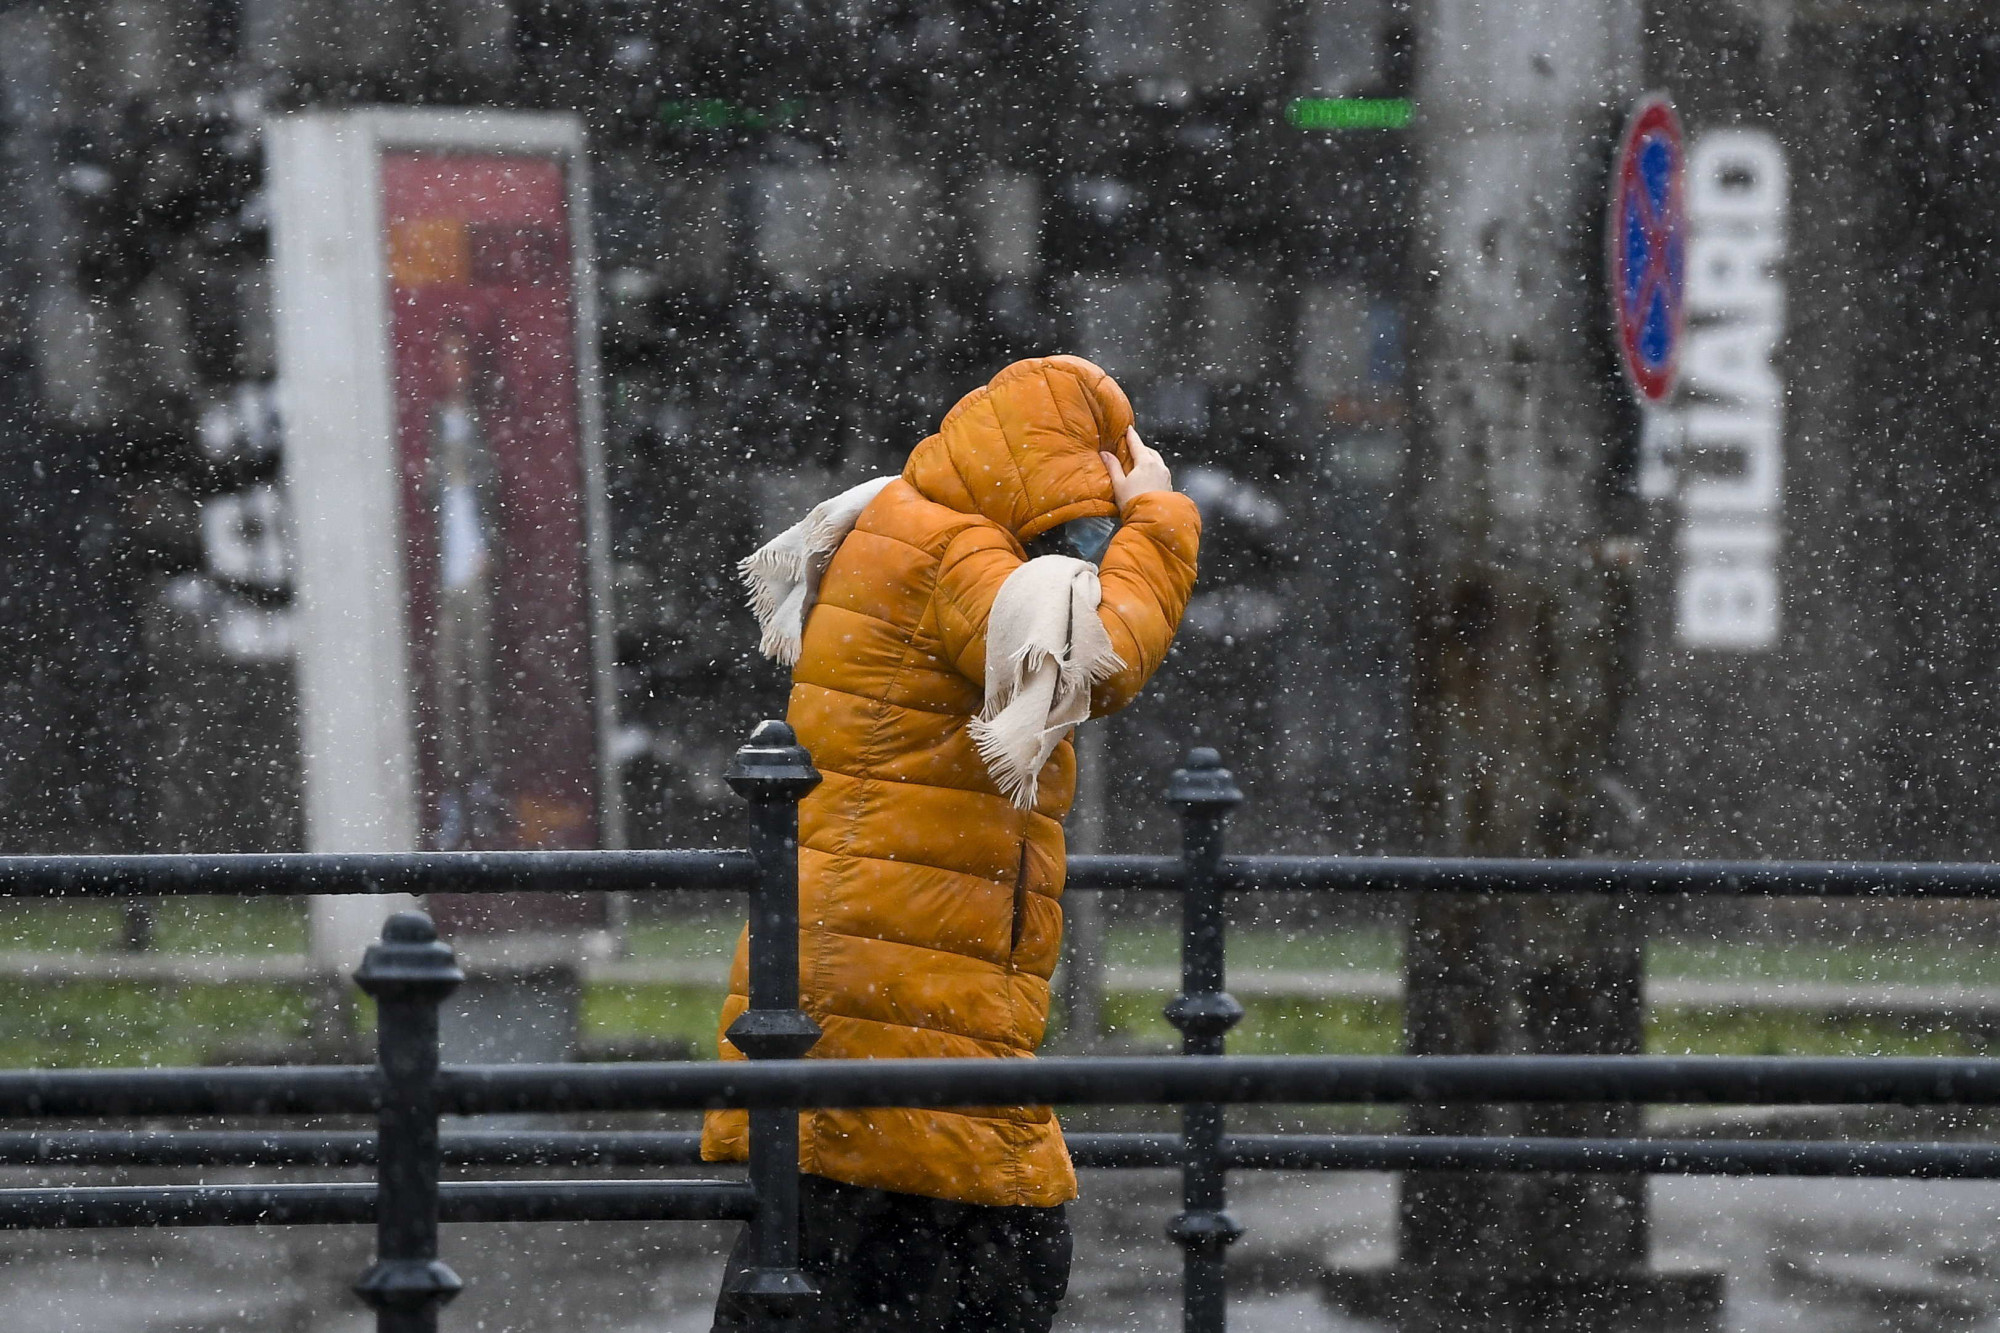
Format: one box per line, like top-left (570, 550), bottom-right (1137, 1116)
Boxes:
top-left (723, 719), bottom-right (823, 1315)
top-left (353, 911), bottom-right (464, 1333)
top-left (1164, 748), bottom-right (1245, 1333)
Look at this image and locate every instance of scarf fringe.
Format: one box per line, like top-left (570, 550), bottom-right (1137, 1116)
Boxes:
top-left (968, 558), bottom-right (1124, 809)
top-left (739, 476), bottom-right (897, 666)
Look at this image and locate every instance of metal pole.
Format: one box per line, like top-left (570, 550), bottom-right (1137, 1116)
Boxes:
top-left (1164, 749), bottom-right (1245, 1333)
top-left (353, 911), bottom-right (464, 1333)
top-left (722, 720), bottom-right (823, 1315)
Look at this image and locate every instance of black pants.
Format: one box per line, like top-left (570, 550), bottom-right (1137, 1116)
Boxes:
top-left (712, 1175), bottom-right (1072, 1333)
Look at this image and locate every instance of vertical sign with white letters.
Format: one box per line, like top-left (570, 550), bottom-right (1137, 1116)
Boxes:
top-left (1673, 130), bottom-right (1788, 649)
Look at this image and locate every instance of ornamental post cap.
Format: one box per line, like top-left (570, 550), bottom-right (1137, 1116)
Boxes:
top-left (353, 910), bottom-right (464, 997)
top-left (725, 719), bottom-right (822, 802)
top-left (1166, 747), bottom-right (1243, 812)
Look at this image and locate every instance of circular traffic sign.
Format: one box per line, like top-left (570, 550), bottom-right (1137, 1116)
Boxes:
top-left (1609, 94), bottom-right (1687, 403)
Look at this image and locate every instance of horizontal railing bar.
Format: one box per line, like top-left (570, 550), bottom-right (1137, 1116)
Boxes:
top-left (4, 852), bottom-right (2000, 899)
top-left (15, 1127), bottom-right (1999, 1179)
top-left (0, 1179), bottom-right (756, 1229)
top-left (1066, 1133), bottom-right (2000, 1176)
top-left (18, 1055), bottom-right (2000, 1121)
top-left (0, 1181), bottom-right (370, 1228)
top-left (0, 1129), bottom-right (712, 1167)
top-left (436, 1179), bottom-right (757, 1223)
top-left (0, 1067), bottom-right (379, 1119)
top-left (446, 1129), bottom-right (693, 1166)
top-left (1215, 1134), bottom-right (2000, 1177)
top-left (0, 850), bottom-right (755, 898)
top-left (437, 1055), bottom-right (2000, 1114)
top-left (1206, 856), bottom-right (2000, 898)
top-left (0, 1130), bottom-right (370, 1166)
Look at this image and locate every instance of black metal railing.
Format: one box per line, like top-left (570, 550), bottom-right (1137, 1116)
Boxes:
top-left (10, 720), bottom-right (2000, 1332)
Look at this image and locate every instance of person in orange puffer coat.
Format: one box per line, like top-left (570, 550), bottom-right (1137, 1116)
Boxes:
top-left (706, 355), bottom-right (1201, 1332)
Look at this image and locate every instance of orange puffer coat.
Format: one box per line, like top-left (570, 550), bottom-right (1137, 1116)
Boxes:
top-left (701, 355), bottom-right (1201, 1208)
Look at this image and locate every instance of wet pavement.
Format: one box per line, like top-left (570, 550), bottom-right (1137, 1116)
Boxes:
top-left (12, 1163), bottom-right (2000, 1331)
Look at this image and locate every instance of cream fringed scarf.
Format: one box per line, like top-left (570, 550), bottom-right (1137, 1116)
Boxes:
top-left (739, 476), bottom-right (897, 666)
top-left (741, 482), bottom-right (1122, 808)
top-left (968, 556), bottom-right (1124, 810)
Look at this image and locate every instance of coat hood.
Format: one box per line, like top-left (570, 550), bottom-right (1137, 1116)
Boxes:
top-left (902, 354), bottom-right (1134, 543)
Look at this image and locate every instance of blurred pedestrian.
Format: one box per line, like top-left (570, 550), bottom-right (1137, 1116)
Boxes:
top-left (707, 354), bottom-right (1201, 1332)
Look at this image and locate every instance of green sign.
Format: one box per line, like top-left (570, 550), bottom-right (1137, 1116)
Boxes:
top-left (1286, 98), bottom-right (1414, 131)
top-left (659, 98), bottom-right (804, 131)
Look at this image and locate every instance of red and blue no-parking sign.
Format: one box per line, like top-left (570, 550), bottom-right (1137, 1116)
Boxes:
top-left (1609, 94), bottom-right (1687, 403)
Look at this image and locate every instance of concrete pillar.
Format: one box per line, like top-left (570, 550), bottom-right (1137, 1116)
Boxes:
top-left (1331, 1), bottom-right (1719, 1327)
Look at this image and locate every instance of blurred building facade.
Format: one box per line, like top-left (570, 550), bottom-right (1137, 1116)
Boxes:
top-left (0, 0), bottom-right (1993, 864)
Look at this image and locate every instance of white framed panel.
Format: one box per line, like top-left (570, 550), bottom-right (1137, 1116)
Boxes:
top-left (268, 108), bottom-right (619, 973)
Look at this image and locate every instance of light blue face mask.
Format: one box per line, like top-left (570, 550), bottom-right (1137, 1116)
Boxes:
top-left (1064, 515), bottom-right (1118, 564)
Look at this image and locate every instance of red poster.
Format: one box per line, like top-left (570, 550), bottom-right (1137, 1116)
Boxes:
top-left (382, 151), bottom-right (601, 930)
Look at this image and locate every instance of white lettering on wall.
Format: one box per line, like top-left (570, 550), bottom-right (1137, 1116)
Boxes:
top-left (1673, 129), bottom-right (1787, 650)
top-left (176, 382), bottom-right (295, 663)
